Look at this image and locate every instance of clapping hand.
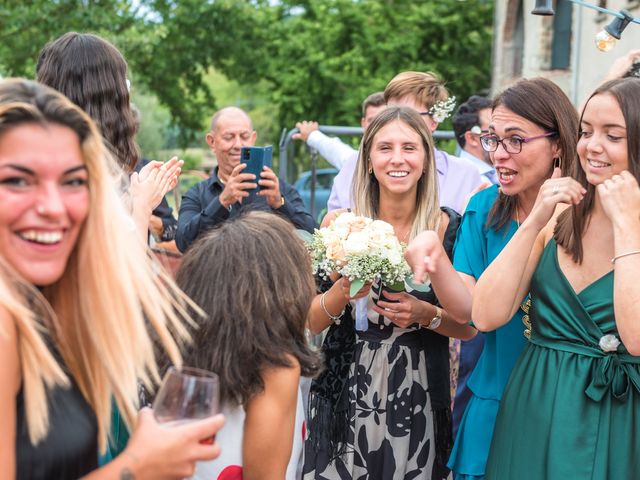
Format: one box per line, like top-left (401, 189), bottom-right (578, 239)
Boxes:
top-left (131, 157), bottom-right (183, 213)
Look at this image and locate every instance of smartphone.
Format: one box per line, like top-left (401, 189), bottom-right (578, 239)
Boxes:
top-left (241, 146), bottom-right (273, 196)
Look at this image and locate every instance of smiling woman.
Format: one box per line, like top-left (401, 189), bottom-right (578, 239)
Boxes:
top-left (304, 107), bottom-right (475, 480)
top-left (0, 79), bottom-right (224, 480)
top-left (0, 123), bottom-right (89, 286)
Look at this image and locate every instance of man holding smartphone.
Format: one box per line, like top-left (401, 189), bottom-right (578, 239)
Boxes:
top-left (176, 106), bottom-right (316, 252)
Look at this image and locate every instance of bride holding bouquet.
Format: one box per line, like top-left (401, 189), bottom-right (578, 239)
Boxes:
top-left (303, 106), bottom-right (475, 479)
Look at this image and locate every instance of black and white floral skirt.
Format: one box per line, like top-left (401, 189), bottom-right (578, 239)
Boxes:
top-left (305, 320), bottom-right (436, 479)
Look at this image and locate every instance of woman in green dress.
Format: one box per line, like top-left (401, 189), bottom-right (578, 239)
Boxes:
top-left (471, 77), bottom-right (640, 478)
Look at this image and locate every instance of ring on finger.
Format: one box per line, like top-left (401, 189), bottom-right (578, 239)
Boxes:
top-left (552, 185), bottom-right (560, 195)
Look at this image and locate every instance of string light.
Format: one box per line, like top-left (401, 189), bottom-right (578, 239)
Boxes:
top-left (595, 10), bottom-right (634, 52)
top-left (531, 0), bottom-right (554, 16)
top-left (531, 0), bottom-right (640, 51)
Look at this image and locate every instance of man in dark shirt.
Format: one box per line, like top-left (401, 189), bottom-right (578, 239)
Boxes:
top-left (176, 106), bottom-right (316, 252)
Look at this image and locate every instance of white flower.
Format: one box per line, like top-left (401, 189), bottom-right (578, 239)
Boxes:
top-left (343, 231), bottom-right (370, 255)
top-left (370, 220), bottom-right (394, 234)
top-left (308, 213), bottom-right (411, 288)
top-left (598, 334), bottom-right (620, 352)
top-left (386, 248), bottom-right (402, 265)
top-left (333, 211), bottom-right (356, 227)
top-left (428, 96), bottom-right (457, 123)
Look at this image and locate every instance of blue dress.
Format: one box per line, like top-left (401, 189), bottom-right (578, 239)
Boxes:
top-left (447, 186), bottom-right (528, 479)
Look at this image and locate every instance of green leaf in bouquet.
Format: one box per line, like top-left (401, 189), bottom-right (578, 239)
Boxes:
top-left (296, 228), bottom-right (314, 245)
top-left (385, 279), bottom-right (406, 292)
top-left (405, 273), bottom-right (432, 293)
top-left (349, 278), bottom-right (365, 297)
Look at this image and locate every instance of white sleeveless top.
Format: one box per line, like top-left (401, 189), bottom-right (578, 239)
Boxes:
top-left (191, 387), bottom-right (306, 479)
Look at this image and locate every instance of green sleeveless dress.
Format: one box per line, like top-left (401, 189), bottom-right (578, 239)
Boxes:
top-left (485, 239), bottom-right (640, 479)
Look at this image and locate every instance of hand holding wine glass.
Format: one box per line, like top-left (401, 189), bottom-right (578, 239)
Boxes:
top-left (114, 367), bottom-right (223, 479)
top-left (153, 367), bottom-right (220, 438)
top-left (119, 408), bottom-right (224, 480)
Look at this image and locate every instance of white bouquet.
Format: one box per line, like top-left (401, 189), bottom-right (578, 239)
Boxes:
top-left (309, 212), bottom-right (411, 330)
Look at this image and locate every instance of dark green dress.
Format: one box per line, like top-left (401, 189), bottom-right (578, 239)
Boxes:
top-left (485, 239), bottom-right (640, 479)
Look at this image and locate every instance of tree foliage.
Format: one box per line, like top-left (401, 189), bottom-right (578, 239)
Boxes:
top-left (0, 0), bottom-right (494, 146)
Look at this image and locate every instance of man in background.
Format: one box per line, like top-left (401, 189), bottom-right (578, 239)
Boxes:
top-left (176, 106), bottom-right (315, 252)
top-left (452, 95), bottom-right (497, 185)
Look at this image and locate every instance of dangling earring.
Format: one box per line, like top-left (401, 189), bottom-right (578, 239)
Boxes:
top-left (553, 157), bottom-right (562, 170)
top-left (368, 164), bottom-right (373, 175)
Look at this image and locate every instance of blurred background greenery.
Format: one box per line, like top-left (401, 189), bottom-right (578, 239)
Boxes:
top-left (0, 0), bottom-right (493, 178)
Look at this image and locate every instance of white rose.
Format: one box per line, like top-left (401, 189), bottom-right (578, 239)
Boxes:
top-left (598, 334), bottom-right (620, 352)
top-left (343, 231), bottom-right (370, 255)
top-left (348, 216), bottom-right (371, 233)
top-left (370, 219), bottom-right (395, 234)
top-left (326, 238), bottom-right (346, 263)
top-left (386, 248), bottom-right (402, 265)
top-left (333, 211), bottom-right (356, 227)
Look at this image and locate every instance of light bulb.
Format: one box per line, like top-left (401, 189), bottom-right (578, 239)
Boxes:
top-left (595, 29), bottom-right (616, 52)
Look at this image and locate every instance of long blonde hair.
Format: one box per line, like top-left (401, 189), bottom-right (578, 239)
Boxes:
top-left (352, 106), bottom-right (441, 240)
top-left (0, 79), bottom-right (193, 451)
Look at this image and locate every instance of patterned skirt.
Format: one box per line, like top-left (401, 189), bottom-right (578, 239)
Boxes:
top-left (304, 325), bottom-right (435, 479)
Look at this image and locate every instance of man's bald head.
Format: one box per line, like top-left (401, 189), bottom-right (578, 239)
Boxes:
top-left (206, 106), bottom-right (257, 181)
top-left (210, 106), bottom-right (253, 132)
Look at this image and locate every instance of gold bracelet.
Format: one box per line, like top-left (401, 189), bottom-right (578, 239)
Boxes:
top-left (320, 291), bottom-right (345, 322)
top-left (611, 250), bottom-right (640, 264)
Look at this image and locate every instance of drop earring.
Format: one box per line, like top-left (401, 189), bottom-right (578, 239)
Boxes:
top-left (553, 157), bottom-right (562, 170)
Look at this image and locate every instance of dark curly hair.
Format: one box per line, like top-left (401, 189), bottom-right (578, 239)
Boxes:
top-left (36, 32), bottom-right (139, 173)
top-left (175, 211), bottom-right (323, 407)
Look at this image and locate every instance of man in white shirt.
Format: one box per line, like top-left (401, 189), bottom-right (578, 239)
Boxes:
top-left (452, 95), bottom-right (498, 185)
top-left (293, 92), bottom-right (386, 170)
top-left (293, 93), bottom-right (386, 211)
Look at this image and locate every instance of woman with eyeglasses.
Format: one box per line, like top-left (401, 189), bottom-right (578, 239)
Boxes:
top-left (474, 77), bottom-right (640, 479)
top-left (403, 77), bottom-right (579, 479)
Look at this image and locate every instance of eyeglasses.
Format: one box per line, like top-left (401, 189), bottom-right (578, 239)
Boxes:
top-left (480, 131), bottom-right (557, 154)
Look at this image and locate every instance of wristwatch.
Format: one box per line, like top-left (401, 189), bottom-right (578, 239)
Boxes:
top-left (424, 306), bottom-right (442, 330)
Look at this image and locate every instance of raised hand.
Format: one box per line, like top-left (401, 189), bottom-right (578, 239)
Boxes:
top-left (598, 171), bottom-right (640, 227)
top-left (404, 230), bottom-right (444, 283)
top-left (292, 121), bottom-right (319, 142)
top-left (527, 167), bottom-right (586, 230)
top-left (132, 157), bottom-right (184, 212)
top-left (218, 163), bottom-right (258, 208)
top-left (603, 49), bottom-right (640, 82)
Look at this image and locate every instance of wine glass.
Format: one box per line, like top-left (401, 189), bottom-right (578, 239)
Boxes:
top-left (152, 366), bottom-right (220, 431)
